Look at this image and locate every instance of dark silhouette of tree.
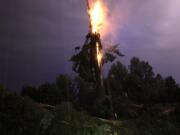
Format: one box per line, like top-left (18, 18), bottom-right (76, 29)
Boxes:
top-left (163, 76), bottom-right (179, 102)
top-left (108, 61), bottom-right (128, 97)
top-left (73, 77), bottom-right (96, 112)
top-left (124, 57), bottom-right (156, 103)
top-left (0, 92), bottom-right (44, 135)
top-left (1, 55), bottom-right (180, 134)
top-left (21, 86), bottom-right (38, 101)
top-left (0, 85), bottom-right (8, 99)
top-left (56, 74), bottom-right (75, 103)
top-left (21, 74), bottom-right (77, 105)
top-left (37, 82), bottom-right (60, 105)
top-left (124, 73), bottom-right (144, 102)
top-left (129, 57), bottom-right (154, 80)
top-left (71, 42), bottom-right (124, 118)
top-left (70, 44), bottom-right (123, 83)
top-left (22, 83), bottom-right (61, 105)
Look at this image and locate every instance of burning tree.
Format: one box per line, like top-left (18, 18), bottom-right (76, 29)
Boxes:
top-left (71, 0), bottom-right (123, 100)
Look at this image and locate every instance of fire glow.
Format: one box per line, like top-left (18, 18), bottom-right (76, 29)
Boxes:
top-left (88, 0), bottom-right (106, 34)
top-left (87, 0), bottom-right (107, 67)
top-left (96, 42), bottom-right (102, 67)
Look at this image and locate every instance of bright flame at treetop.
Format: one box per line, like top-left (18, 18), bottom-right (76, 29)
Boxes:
top-left (87, 0), bottom-right (106, 67)
top-left (88, 0), bottom-right (106, 34)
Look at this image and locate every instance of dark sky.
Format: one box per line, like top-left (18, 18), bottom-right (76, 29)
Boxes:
top-left (1, 0), bottom-right (180, 91)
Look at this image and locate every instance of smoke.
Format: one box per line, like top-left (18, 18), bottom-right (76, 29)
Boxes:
top-left (58, 0), bottom-right (135, 45)
top-left (99, 0), bottom-right (138, 45)
top-left (61, 0), bottom-right (180, 83)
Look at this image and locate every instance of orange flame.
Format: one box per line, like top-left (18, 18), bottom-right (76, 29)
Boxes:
top-left (87, 0), bottom-right (105, 67)
top-left (96, 42), bottom-right (102, 67)
top-left (88, 0), bottom-right (106, 34)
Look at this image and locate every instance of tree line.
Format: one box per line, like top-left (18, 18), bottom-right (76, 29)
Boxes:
top-left (21, 57), bottom-right (180, 117)
top-left (1, 56), bottom-right (180, 135)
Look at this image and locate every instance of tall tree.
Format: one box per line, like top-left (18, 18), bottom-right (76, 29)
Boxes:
top-left (108, 61), bottom-right (128, 97)
top-left (127, 57), bottom-right (156, 103)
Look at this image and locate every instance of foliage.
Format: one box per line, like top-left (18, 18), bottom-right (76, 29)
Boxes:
top-left (0, 91), bottom-right (45, 135)
top-left (47, 102), bottom-right (119, 135)
top-left (107, 57), bottom-right (180, 104)
top-left (108, 61), bottom-right (128, 97)
top-left (56, 74), bottom-right (76, 102)
top-left (2, 56), bottom-right (180, 134)
top-left (70, 43), bottom-right (124, 82)
top-left (21, 74), bottom-right (76, 105)
top-left (73, 77), bottom-right (96, 112)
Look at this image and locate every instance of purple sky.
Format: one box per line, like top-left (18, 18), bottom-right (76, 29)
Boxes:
top-left (1, 0), bottom-right (180, 90)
